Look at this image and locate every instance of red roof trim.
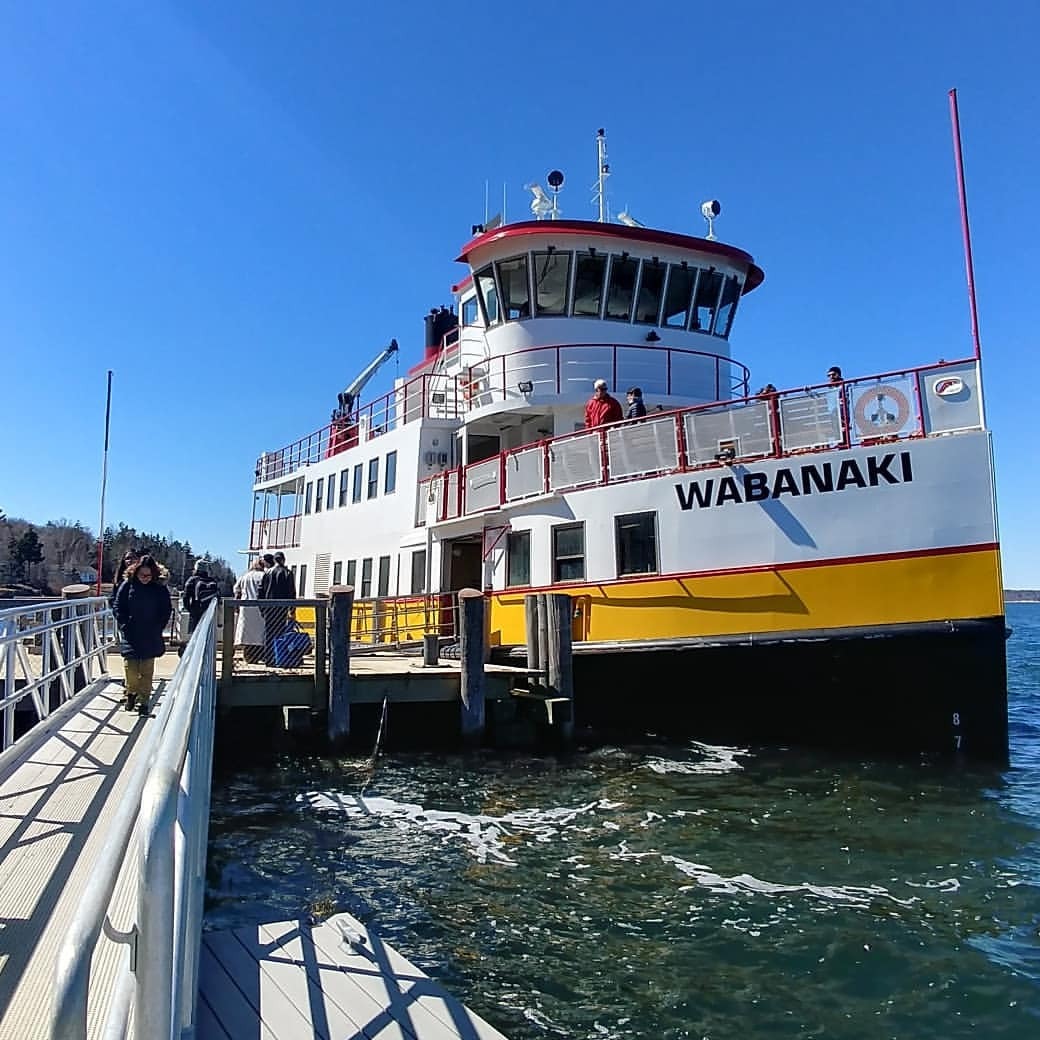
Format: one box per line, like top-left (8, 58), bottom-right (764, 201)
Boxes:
top-left (451, 274), bottom-right (474, 295)
top-left (457, 219), bottom-right (765, 293)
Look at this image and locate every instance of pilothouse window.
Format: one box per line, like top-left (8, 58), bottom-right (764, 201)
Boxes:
top-left (474, 266), bottom-right (500, 325)
top-left (662, 264), bottom-right (696, 328)
top-left (634, 259), bottom-right (666, 325)
top-left (714, 274), bottom-right (741, 337)
top-left (532, 250), bottom-right (571, 316)
top-left (692, 269), bottom-right (723, 332)
top-left (496, 255), bottom-right (531, 320)
top-left (461, 294), bottom-right (480, 327)
top-left (605, 255), bottom-right (639, 321)
top-left (572, 251), bottom-right (607, 317)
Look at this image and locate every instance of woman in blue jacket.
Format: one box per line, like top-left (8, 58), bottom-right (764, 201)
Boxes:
top-left (113, 554), bottom-right (172, 715)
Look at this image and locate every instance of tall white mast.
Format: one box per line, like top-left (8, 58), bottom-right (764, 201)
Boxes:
top-left (595, 128), bottom-right (610, 222)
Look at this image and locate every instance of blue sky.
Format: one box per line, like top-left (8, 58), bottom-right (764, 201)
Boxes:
top-left (1, 1), bottom-right (1037, 584)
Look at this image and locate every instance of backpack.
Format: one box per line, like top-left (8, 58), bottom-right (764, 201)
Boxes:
top-left (195, 577), bottom-right (220, 611)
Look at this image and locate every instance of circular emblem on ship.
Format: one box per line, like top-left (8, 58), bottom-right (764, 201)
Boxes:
top-left (852, 384), bottom-right (911, 436)
top-left (933, 376), bottom-right (965, 397)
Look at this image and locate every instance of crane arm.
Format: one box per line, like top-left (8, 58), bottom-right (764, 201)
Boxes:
top-left (335, 339), bottom-right (399, 417)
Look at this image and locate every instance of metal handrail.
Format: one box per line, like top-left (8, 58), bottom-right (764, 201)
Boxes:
top-left (0, 596), bottom-right (114, 751)
top-left (51, 603), bottom-right (217, 1040)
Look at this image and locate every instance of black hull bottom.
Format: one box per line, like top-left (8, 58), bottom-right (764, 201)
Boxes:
top-left (569, 617), bottom-right (1010, 761)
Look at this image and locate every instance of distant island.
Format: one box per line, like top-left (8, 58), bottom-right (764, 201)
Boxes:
top-left (1005, 590), bottom-right (1040, 603)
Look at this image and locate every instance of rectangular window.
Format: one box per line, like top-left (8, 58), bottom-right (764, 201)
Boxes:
top-left (507, 531), bottom-right (531, 587)
top-left (326, 475), bottom-right (336, 511)
top-left (532, 250), bottom-right (571, 316)
top-left (410, 549), bottom-right (427, 594)
top-left (662, 264), bottom-right (696, 328)
top-left (634, 259), bottom-right (666, 325)
top-left (475, 265), bottom-right (500, 324)
top-left (377, 555), bottom-right (391, 597)
top-left (367, 458), bottom-right (379, 499)
top-left (352, 464), bottom-right (363, 503)
top-left (713, 274), bottom-right (741, 338)
top-left (315, 477), bottom-right (324, 513)
top-left (572, 251), bottom-right (607, 318)
top-left (360, 558), bottom-right (373, 598)
top-left (692, 269), bottom-right (723, 332)
top-left (461, 294), bottom-right (480, 326)
top-left (495, 255), bottom-right (531, 320)
top-left (346, 560), bottom-right (357, 588)
top-left (339, 469), bottom-right (350, 507)
top-left (605, 255), bottom-right (639, 321)
top-left (304, 482), bottom-right (313, 515)
top-left (385, 451), bottom-right (397, 494)
top-left (552, 522), bottom-right (585, 583)
top-left (298, 563), bottom-right (307, 596)
top-left (332, 561), bottom-right (342, 586)
top-left (615, 511), bottom-right (658, 576)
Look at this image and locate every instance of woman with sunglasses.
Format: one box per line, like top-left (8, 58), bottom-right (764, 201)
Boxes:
top-left (113, 553), bottom-right (172, 715)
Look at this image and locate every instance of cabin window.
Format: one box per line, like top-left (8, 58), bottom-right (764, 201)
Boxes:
top-left (411, 550), bottom-right (427, 594)
top-left (532, 250), bottom-right (571, 316)
top-left (615, 512), bottom-right (658, 576)
top-left (352, 464), bottom-right (363, 503)
top-left (339, 469), bottom-right (350, 507)
top-left (662, 264), bottom-right (696, 328)
top-left (385, 451), bottom-right (397, 494)
top-left (572, 251), bottom-right (607, 317)
top-left (298, 564), bottom-right (308, 596)
top-left (496, 255), bottom-right (531, 320)
top-left (314, 477), bottom-right (324, 513)
top-left (507, 531), bottom-right (531, 587)
top-left (713, 274), bottom-right (741, 337)
top-left (552, 522), bottom-right (586, 582)
top-left (332, 561), bottom-right (342, 586)
top-left (605, 255), bottom-right (639, 321)
top-left (377, 555), bottom-right (391, 597)
top-left (475, 265), bottom-right (500, 325)
top-left (304, 482), bottom-right (313, 515)
top-left (367, 458), bottom-right (379, 499)
top-left (461, 294), bottom-right (480, 327)
top-left (360, 558), bottom-right (373, 598)
top-left (692, 269), bottom-right (723, 332)
top-left (326, 475), bottom-right (336, 511)
top-left (346, 560), bottom-right (357, 588)
top-left (634, 258), bottom-right (666, 325)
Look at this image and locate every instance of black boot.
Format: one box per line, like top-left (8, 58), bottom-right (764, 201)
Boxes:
top-left (124, 693), bottom-right (137, 712)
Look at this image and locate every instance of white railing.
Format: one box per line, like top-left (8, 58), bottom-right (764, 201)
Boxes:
top-left (51, 603), bottom-right (217, 1040)
top-left (0, 596), bottom-right (114, 751)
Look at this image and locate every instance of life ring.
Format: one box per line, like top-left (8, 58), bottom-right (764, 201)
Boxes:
top-left (853, 383), bottom-right (911, 436)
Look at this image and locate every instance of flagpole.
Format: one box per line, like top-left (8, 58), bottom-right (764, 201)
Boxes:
top-left (95, 371), bottom-right (113, 596)
top-left (948, 88), bottom-right (982, 361)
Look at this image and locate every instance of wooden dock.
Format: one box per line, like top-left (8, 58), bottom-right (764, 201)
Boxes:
top-left (198, 911), bottom-right (508, 1039)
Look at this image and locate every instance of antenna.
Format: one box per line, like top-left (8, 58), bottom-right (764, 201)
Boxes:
top-left (484, 180), bottom-right (489, 225)
top-left (593, 128), bottom-right (610, 222)
top-left (701, 199), bottom-right (721, 240)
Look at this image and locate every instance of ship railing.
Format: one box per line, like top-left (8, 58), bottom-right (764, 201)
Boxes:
top-left (249, 513), bottom-right (302, 551)
top-left (0, 596), bottom-right (114, 753)
top-left (348, 592), bottom-right (459, 649)
top-left (51, 603), bottom-right (217, 1040)
top-left (416, 357), bottom-right (983, 523)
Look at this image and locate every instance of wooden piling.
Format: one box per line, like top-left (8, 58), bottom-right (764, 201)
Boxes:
top-left (458, 588), bottom-right (486, 745)
top-left (545, 593), bottom-right (575, 744)
top-left (328, 586), bottom-right (354, 750)
top-left (536, 593), bottom-right (549, 694)
top-left (524, 594), bottom-right (541, 694)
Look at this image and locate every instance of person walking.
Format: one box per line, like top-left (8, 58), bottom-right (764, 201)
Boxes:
top-left (234, 557), bottom-right (267, 664)
top-left (109, 547), bottom-right (142, 608)
top-left (625, 386), bottom-right (647, 419)
top-left (113, 554), bottom-right (172, 715)
top-left (182, 559), bottom-right (220, 634)
top-left (584, 379), bottom-right (623, 428)
top-left (260, 551), bottom-right (297, 662)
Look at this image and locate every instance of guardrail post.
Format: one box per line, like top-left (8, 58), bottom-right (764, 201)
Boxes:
top-left (328, 586), bottom-right (354, 750)
top-left (458, 588), bottom-right (486, 746)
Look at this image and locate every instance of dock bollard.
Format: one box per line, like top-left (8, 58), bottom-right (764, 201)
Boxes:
top-left (422, 632), bottom-right (439, 667)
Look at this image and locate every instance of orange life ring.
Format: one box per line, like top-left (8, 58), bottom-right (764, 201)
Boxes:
top-left (853, 384), bottom-right (910, 436)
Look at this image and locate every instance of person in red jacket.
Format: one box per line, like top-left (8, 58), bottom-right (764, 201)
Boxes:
top-left (584, 379), bottom-right (623, 428)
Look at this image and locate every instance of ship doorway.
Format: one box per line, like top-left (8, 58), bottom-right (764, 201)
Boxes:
top-left (443, 536), bottom-right (482, 592)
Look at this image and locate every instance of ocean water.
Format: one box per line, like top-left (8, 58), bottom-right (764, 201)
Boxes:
top-left (205, 603), bottom-right (1040, 1038)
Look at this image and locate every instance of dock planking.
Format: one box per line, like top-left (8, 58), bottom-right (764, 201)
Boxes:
top-left (197, 911), bottom-right (509, 1040)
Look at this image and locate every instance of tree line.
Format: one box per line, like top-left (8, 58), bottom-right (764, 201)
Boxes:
top-left (0, 507), bottom-right (237, 595)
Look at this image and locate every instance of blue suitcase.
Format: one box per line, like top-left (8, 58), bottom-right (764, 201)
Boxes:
top-left (272, 622), bottom-right (312, 667)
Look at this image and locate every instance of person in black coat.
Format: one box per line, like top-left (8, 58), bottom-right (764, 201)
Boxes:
top-left (113, 554), bottom-right (172, 715)
top-left (625, 386), bottom-right (647, 420)
top-left (109, 547), bottom-right (142, 608)
top-left (259, 551), bottom-right (297, 661)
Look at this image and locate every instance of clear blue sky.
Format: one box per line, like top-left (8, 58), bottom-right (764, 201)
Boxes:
top-left (2, 2), bottom-right (1037, 584)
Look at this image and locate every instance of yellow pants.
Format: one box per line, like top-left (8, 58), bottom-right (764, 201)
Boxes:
top-left (124, 658), bottom-right (156, 698)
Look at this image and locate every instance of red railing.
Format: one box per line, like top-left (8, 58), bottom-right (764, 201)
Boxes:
top-left (417, 357), bottom-right (981, 524)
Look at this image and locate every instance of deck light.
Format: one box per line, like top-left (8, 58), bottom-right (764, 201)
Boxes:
top-left (518, 380), bottom-right (534, 394)
top-left (646, 331), bottom-right (660, 342)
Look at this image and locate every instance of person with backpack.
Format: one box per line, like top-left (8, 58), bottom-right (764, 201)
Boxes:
top-left (182, 560), bottom-right (220, 634)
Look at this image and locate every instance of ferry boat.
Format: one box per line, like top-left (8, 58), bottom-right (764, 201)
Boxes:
top-left (248, 130), bottom-right (1008, 759)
